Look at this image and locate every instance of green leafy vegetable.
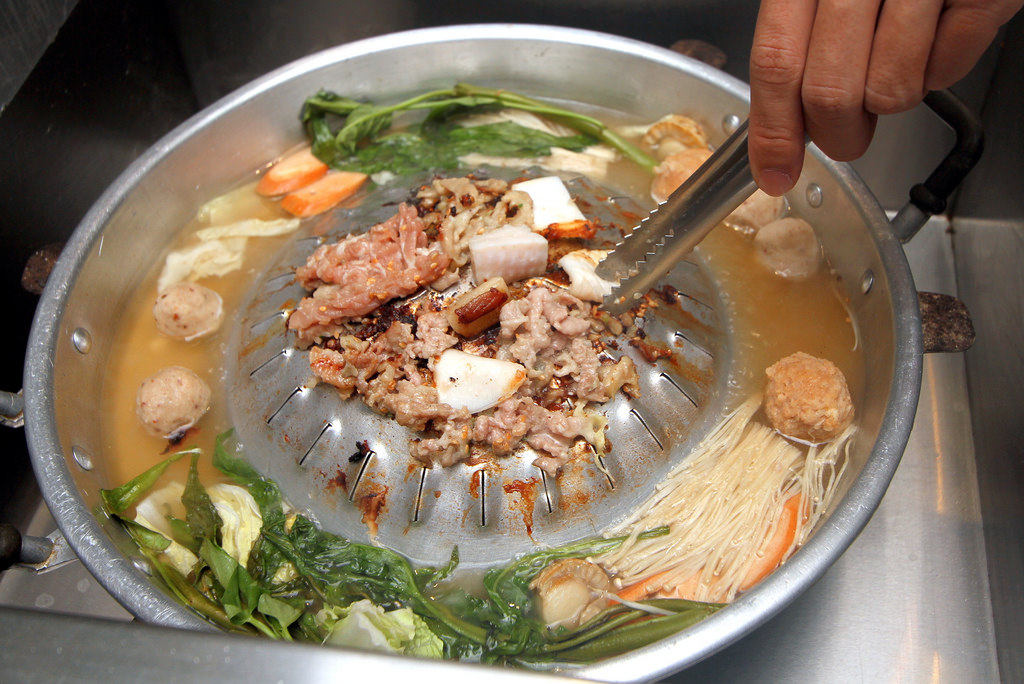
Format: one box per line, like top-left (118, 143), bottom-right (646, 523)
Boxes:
top-left (200, 538), bottom-right (259, 623)
top-left (257, 593), bottom-right (305, 635)
top-left (523, 601), bottom-right (720, 663)
top-left (165, 515), bottom-right (199, 553)
top-left (470, 526), bottom-right (676, 661)
top-left (118, 520), bottom-right (241, 633)
top-left (259, 514), bottom-right (486, 647)
top-left (301, 82), bottom-right (658, 176)
top-left (183, 452), bottom-right (222, 545)
top-left (118, 518), bottom-right (172, 553)
top-left (416, 545), bottom-right (460, 591)
top-left (334, 122), bottom-right (596, 177)
top-left (198, 538), bottom-right (298, 640)
top-left (100, 448), bottom-right (192, 514)
top-left (110, 431), bottom-right (721, 663)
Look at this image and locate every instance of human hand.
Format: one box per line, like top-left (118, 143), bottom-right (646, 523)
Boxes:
top-left (747, 0), bottom-right (1023, 196)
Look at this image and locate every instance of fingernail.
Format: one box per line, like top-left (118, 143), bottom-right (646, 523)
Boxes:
top-left (757, 168), bottom-right (794, 197)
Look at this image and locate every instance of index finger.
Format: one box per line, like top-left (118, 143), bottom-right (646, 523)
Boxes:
top-left (748, 0), bottom-right (817, 196)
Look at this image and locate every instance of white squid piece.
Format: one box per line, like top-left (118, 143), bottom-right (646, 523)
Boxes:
top-left (468, 225), bottom-right (548, 285)
top-left (511, 175), bottom-right (586, 231)
top-left (558, 249), bottom-right (616, 302)
top-left (434, 349), bottom-right (527, 414)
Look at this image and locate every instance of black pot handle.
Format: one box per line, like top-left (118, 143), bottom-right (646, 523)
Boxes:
top-left (0, 523), bottom-right (68, 572)
top-left (1, 390), bottom-right (24, 428)
top-left (890, 89), bottom-right (985, 242)
top-left (0, 523), bottom-right (21, 571)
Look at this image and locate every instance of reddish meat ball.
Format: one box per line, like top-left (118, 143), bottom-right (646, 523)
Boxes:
top-left (153, 281), bottom-right (224, 340)
top-left (763, 352), bottom-right (854, 443)
top-left (136, 366), bottom-right (211, 438)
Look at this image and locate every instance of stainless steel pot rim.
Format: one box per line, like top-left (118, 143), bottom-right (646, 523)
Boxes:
top-left (22, 23), bottom-right (923, 680)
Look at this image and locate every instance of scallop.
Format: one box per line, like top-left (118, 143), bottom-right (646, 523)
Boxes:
top-left (434, 349), bottom-right (527, 414)
top-left (641, 114), bottom-right (708, 160)
top-left (530, 558), bottom-right (612, 628)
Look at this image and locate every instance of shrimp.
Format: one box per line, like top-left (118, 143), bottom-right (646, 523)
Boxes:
top-left (650, 147), bottom-right (712, 203)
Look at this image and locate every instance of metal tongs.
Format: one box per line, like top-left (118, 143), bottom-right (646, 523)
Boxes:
top-left (597, 120), bottom-right (757, 313)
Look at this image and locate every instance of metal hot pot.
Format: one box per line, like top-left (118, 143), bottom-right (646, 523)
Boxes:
top-left (20, 24), bottom-right (979, 681)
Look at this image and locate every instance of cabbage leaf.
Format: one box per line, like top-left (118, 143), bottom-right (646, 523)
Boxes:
top-left (318, 600), bottom-right (444, 658)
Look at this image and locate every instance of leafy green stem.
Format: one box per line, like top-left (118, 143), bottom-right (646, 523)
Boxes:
top-left (100, 449), bottom-right (193, 515)
top-left (523, 605), bottom-right (718, 663)
top-left (140, 547), bottom-right (242, 633)
top-left (301, 82), bottom-right (659, 175)
top-left (536, 609), bottom-right (644, 652)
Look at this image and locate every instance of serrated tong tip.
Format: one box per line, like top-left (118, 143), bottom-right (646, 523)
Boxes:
top-left (596, 120), bottom-right (757, 314)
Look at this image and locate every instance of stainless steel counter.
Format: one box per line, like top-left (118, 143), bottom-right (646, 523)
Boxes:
top-left (0, 218), bottom-right (1001, 683)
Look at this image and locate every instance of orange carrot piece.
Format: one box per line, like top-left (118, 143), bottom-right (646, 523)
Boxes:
top-left (739, 494), bottom-right (803, 591)
top-left (256, 147), bottom-right (329, 196)
top-left (617, 567), bottom-right (677, 602)
top-left (279, 171), bottom-right (368, 218)
top-left (619, 567), bottom-right (702, 602)
top-left (662, 572), bottom-right (702, 601)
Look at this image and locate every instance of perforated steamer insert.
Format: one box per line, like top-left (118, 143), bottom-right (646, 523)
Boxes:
top-left (225, 171), bottom-right (731, 569)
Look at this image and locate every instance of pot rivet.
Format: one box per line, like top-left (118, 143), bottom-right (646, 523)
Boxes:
top-left (71, 328), bottom-right (92, 354)
top-left (806, 183), bottom-right (823, 208)
top-left (722, 114), bottom-right (742, 135)
top-left (861, 270), bottom-right (875, 294)
top-left (132, 557), bottom-right (152, 575)
top-left (72, 446), bottom-right (94, 471)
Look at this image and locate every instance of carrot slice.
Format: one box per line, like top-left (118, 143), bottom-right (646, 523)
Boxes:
top-left (661, 573), bottom-right (703, 601)
top-left (279, 171), bottom-right (368, 218)
top-left (256, 147), bottom-right (329, 196)
top-left (617, 567), bottom-right (676, 602)
top-left (739, 494), bottom-right (803, 591)
top-left (618, 567), bottom-right (702, 602)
